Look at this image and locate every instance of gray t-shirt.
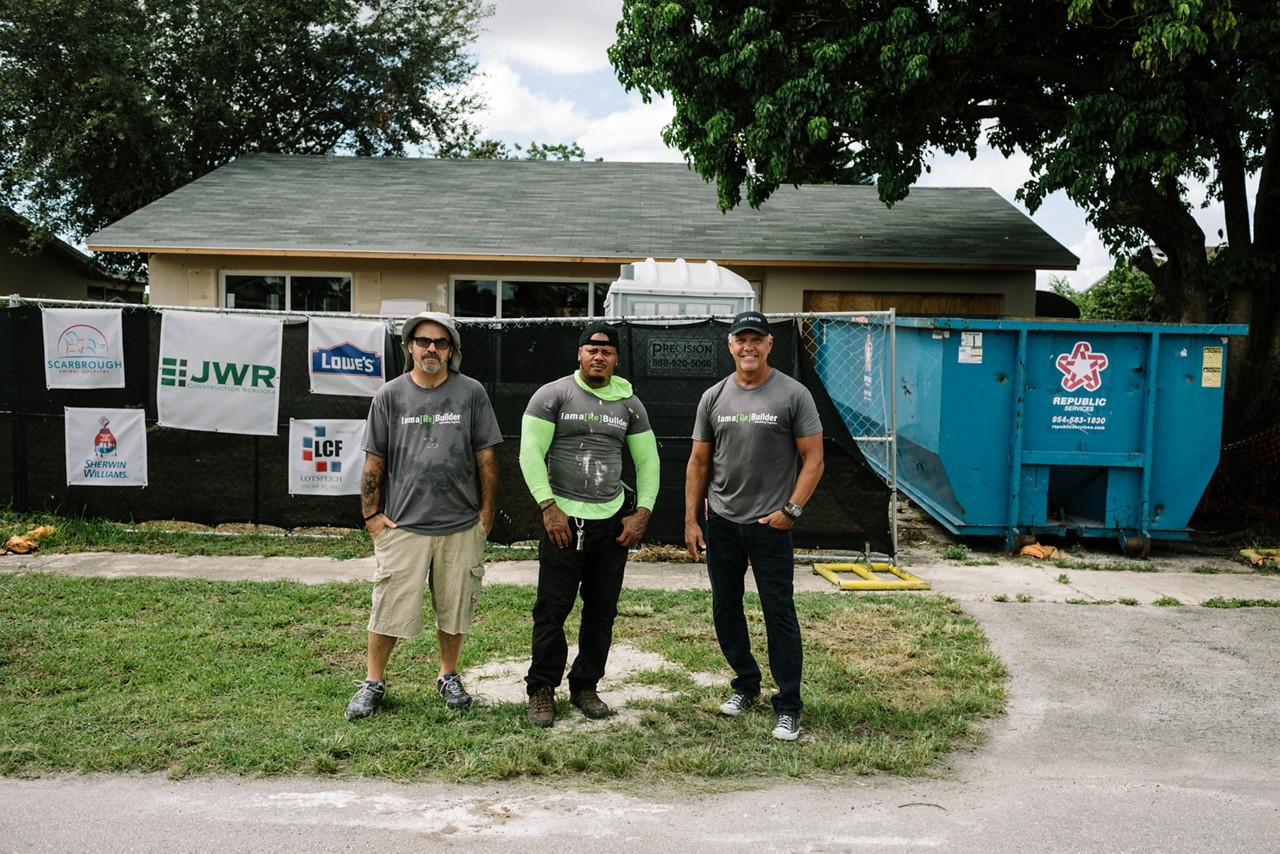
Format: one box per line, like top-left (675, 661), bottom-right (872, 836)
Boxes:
top-left (692, 369), bottom-right (822, 524)
top-left (525, 375), bottom-right (652, 504)
top-left (363, 371), bottom-right (503, 535)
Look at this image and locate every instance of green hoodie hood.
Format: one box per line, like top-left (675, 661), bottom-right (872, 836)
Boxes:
top-left (574, 370), bottom-right (633, 401)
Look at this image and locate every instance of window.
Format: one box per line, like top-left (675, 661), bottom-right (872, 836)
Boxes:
top-left (453, 278), bottom-right (612, 318)
top-left (223, 273), bottom-right (351, 312)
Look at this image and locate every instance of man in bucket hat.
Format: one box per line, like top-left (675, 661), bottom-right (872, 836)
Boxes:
top-left (518, 320), bottom-right (660, 727)
top-left (345, 312), bottom-right (502, 720)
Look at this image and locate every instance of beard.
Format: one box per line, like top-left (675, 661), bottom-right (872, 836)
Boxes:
top-left (414, 354), bottom-right (445, 375)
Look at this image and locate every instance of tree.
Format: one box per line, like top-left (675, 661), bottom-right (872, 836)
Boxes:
top-left (1052, 269), bottom-right (1156, 321)
top-left (611, 1), bottom-right (1280, 441)
top-left (436, 139), bottom-right (598, 160)
top-left (0, 0), bottom-right (491, 275)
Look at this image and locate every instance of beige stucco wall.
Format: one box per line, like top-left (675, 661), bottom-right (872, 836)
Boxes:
top-left (146, 253), bottom-right (1037, 317)
top-left (147, 254), bottom-right (627, 312)
top-left (1, 228), bottom-right (92, 300)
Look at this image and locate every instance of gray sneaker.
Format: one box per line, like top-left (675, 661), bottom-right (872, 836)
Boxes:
top-left (719, 691), bottom-right (758, 716)
top-left (772, 712), bottom-right (801, 741)
top-left (344, 679), bottom-right (385, 720)
top-left (436, 672), bottom-right (472, 710)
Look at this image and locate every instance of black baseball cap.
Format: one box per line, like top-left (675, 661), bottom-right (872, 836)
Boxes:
top-left (728, 311), bottom-right (771, 336)
top-left (578, 321), bottom-right (620, 349)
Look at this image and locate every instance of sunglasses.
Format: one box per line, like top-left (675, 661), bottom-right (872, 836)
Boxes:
top-left (411, 336), bottom-right (451, 351)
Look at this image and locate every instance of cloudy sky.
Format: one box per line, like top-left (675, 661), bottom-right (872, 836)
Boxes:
top-left (467, 1), bottom-right (1239, 293)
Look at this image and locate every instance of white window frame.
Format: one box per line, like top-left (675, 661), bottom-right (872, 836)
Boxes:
top-left (449, 275), bottom-right (613, 319)
top-left (220, 270), bottom-right (353, 312)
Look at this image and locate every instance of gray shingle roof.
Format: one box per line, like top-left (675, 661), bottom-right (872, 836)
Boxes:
top-left (87, 154), bottom-right (1077, 269)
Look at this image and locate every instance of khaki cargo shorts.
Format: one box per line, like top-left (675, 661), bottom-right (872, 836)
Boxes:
top-left (367, 522), bottom-right (487, 637)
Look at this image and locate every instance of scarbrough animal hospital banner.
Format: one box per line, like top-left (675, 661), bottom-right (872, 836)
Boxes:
top-left (157, 311), bottom-right (283, 435)
top-left (307, 316), bottom-right (385, 396)
top-left (64, 407), bottom-right (148, 487)
top-left (41, 307), bottom-right (126, 389)
top-left (287, 419), bottom-right (366, 495)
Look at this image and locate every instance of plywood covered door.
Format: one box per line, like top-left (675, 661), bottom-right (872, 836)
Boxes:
top-left (804, 291), bottom-right (1003, 315)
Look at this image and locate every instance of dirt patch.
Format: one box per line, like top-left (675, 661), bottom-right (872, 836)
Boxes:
top-left (465, 643), bottom-right (722, 727)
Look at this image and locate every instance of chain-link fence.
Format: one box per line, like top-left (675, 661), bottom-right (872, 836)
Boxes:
top-left (3, 300), bottom-right (896, 555)
top-left (799, 313), bottom-right (898, 556)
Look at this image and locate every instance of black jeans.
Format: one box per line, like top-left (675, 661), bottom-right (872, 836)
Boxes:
top-left (525, 509), bottom-right (628, 695)
top-left (705, 511), bottom-right (803, 714)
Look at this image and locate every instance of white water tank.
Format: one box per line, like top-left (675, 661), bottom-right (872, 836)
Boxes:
top-left (604, 258), bottom-right (755, 319)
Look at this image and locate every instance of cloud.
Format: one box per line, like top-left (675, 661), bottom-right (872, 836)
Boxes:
top-left (476, 0), bottom-right (623, 75)
top-left (471, 60), bottom-right (588, 140)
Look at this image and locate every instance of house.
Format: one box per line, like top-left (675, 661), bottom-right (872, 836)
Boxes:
top-left (86, 154), bottom-right (1076, 317)
top-left (2, 206), bottom-right (144, 303)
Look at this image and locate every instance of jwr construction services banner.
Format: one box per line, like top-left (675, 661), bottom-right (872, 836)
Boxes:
top-left (308, 317), bottom-right (385, 396)
top-left (41, 308), bottom-right (126, 389)
top-left (288, 419), bottom-right (366, 495)
top-left (64, 407), bottom-right (148, 486)
top-left (157, 311), bottom-right (283, 435)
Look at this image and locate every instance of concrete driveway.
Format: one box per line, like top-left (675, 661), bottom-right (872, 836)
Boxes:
top-left (3, 548), bottom-right (1280, 851)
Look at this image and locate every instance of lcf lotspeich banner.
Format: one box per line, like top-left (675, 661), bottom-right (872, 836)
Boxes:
top-left (157, 311), bottom-right (283, 436)
top-left (288, 419), bottom-right (366, 496)
top-left (307, 316), bottom-right (385, 396)
top-left (41, 307), bottom-right (126, 389)
top-left (64, 407), bottom-right (148, 487)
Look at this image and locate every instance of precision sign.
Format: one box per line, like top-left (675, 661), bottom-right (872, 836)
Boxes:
top-left (646, 337), bottom-right (716, 377)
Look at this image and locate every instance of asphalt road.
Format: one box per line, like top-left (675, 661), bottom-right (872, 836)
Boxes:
top-left (3, 549), bottom-right (1280, 851)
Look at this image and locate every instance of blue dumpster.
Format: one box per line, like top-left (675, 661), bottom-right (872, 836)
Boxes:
top-left (813, 317), bottom-right (1248, 554)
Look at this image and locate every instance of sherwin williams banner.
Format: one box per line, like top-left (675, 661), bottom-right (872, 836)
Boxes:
top-left (307, 317), bottom-right (385, 396)
top-left (157, 311), bottom-right (283, 435)
top-left (64, 407), bottom-right (148, 487)
top-left (288, 419), bottom-right (366, 495)
top-left (41, 308), bottom-right (126, 389)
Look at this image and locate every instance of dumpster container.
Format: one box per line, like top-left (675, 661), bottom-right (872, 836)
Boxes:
top-left (813, 316), bottom-right (1247, 554)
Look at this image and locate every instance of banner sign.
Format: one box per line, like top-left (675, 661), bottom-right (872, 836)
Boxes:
top-left (288, 419), bottom-right (366, 495)
top-left (64, 407), bottom-right (148, 486)
top-left (307, 317), bottom-right (385, 396)
top-left (157, 311), bottom-right (283, 435)
top-left (42, 308), bottom-right (126, 389)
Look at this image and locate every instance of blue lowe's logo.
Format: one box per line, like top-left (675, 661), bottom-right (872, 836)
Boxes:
top-left (311, 341), bottom-right (382, 377)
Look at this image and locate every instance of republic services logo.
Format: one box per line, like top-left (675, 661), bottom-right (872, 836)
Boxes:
top-left (301, 424), bottom-right (345, 473)
top-left (1056, 341), bottom-right (1109, 392)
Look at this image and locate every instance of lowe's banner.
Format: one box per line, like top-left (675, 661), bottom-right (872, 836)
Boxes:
top-left (157, 311), bottom-right (283, 435)
top-left (307, 317), bottom-right (385, 396)
top-left (288, 419), bottom-right (365, 495)
top-left (41, 308), bottom-right (126, 389)
top-left (64, 407), bottom-right (148, 487)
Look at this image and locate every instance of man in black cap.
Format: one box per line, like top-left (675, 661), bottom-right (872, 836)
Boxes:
top-left (518, 321), bottom-right (660, 727)
top-left (684, 310), bottom-right (824, 741)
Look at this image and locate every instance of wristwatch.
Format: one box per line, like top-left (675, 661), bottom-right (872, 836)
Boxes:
top-left (783, 503), bottom-right (804, 520)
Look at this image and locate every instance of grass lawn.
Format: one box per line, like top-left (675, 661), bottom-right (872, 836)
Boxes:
top-left (0, 572), bottom-right (1006, 789)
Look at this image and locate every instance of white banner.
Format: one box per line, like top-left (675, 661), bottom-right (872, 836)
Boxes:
top-left (288, 419), bottom-right (366, 495)
top-left (64, 407), bottom-right (148, 487)
top-left (307, 317), bottom-right (386, 396)
top-left (157, 311), bottom-right (283, 435)
top-left (42, 308), bottom-right (126, 389)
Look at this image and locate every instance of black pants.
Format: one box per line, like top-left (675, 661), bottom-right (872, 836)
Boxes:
top-left (525, 510), bottom-right (628, 694)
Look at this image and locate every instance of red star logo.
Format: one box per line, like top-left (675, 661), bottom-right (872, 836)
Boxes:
top-left (1056, 341), bottom-right (1108, 392)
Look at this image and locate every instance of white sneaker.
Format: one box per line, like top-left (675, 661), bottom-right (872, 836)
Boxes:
top-left (719, 691), bottom-right (758, 716)
top-left (772, 713), bottom-right (801, 741)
